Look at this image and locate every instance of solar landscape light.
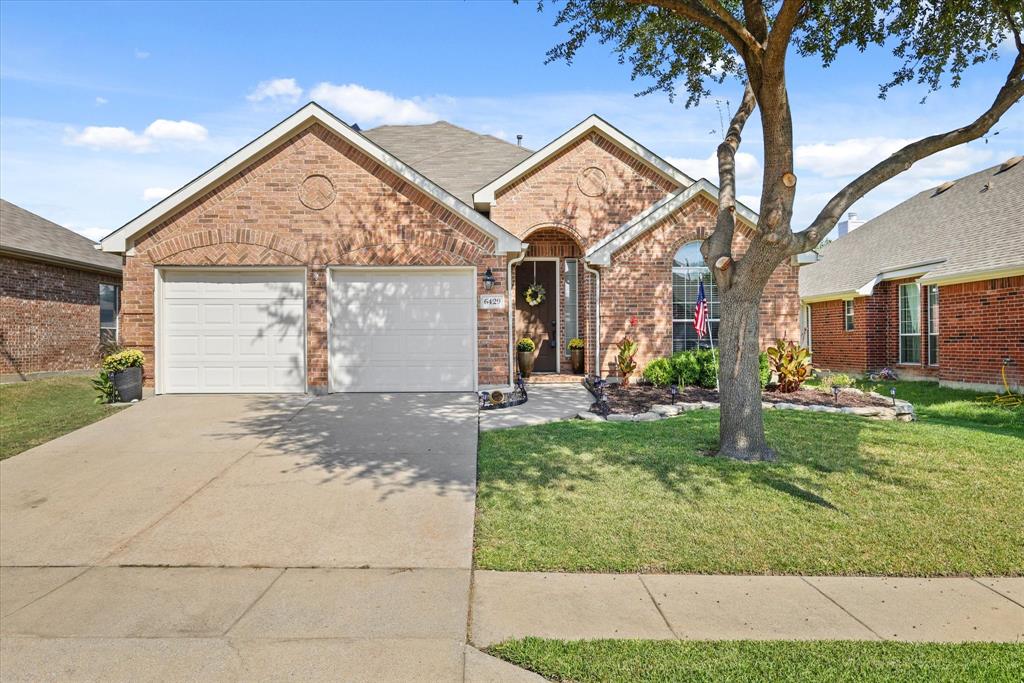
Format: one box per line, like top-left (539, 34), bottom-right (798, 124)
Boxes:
top-left (890, 387), bottom-right (897, 406)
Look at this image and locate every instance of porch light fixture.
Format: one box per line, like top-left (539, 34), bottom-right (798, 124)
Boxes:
top-left (482, 268), bottom-right (496, 290)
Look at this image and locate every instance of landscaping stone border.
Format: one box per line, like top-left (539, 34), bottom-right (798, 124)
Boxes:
top-left (578, 390), bottom-right (916, 423)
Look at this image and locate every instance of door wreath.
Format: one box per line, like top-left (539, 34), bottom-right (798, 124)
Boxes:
top-left (523, 261), bottom-right (547, 307)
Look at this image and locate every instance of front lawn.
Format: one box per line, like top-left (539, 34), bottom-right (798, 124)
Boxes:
top-left (489, 639), bottom-right (1024, 683)
top-left (475, 384), bottom-right (1023, 575)
top-left (0, 376), bottom-right (124, 460)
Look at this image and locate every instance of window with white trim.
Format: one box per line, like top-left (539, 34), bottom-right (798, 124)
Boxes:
top-left (927, 284), bottom-right (939, 366)
top-left (899, 283), bottom-right (921, 364)
top-left (844, 300), bottom-right (855, 331)
top-left (99, 283), bottom-right (121, 345)
top-left (672, 241), bottom-right (718, 352)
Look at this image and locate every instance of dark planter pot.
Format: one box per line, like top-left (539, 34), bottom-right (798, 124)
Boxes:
top-left (110, 366), bottom-right (143, 402)
top-left (517, 351), bottom-right (535, 379)
top-left (570, 348), bottom-right (585, 374)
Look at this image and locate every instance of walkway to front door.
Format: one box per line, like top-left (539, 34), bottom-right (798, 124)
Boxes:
top-left (515, 259), bottom-right (558, 372)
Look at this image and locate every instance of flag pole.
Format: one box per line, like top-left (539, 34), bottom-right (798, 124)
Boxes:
top-left (707, 302), bottom-right (720, 392)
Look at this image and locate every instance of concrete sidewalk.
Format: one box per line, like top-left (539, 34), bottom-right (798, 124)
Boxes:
top-left (471, 571), bottom-right (1024, 646)
top-left (479, 383), bottom-right (593, 431)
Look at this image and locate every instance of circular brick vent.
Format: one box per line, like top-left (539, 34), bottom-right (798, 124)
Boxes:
top-left (298, 174), bottom-right (336, 210)
top-left (577, 166), bottom-right (608, 197)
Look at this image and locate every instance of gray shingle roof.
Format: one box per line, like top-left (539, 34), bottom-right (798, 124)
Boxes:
top-left (1, 199), bottom-right (122, 273)
top-left (362, 121), bottom-right (533, 205)
top-left (800, 160), bottom-right (1024, 300)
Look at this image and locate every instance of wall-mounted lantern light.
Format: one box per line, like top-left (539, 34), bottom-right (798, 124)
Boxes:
top-left (482, 268), bottom-right (496, 290)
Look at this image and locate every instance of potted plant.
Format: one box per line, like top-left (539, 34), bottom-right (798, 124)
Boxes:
top-left (98, 349), bottom-right (145, 403)
top-left (567, 337), bottom-right (585, 374)
top-left (516, 337), bottom-right (537, 378)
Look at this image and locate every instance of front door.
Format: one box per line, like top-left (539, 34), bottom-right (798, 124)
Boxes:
top-left (515, 260), bottom-right (558, 373)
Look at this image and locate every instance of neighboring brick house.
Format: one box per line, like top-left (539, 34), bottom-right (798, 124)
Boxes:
top-left (800, 158), bottom-right (1024, 392)
top-left (1, 199), bottom-right (123, 380)
top-left (98, 103), bottom-right (800, 394)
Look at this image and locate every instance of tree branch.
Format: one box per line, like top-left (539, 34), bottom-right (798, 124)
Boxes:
top-left (741, 0), bottom-right (769, 43)
top-left (765, 0), bottom-right (804, 69)
top-left (645, 0), bottom-right (762, 61)
top-left (704, 82), bottom-right (757, 291)
top-left (791, 46), bottom-right (1024, 254)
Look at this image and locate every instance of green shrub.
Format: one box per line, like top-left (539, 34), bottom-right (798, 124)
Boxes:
top-left (567, 337), bottom-right (585, 350)
top-left (642, 357), bottom-right (675, 386)
top-left (819, 372), bottom-right (855, 391)
top-left (91, 371), bottom-right (118, 404)
top-left (670, 348), bottom-right (719, 389)
top-left (759, 351), bottom-right (771, 389)
top-left (516, 338), bottom-right (536, 353)
top-left (101, 349), bottom-right (145, 374)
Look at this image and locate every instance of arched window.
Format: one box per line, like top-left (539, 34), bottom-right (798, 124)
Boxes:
top-left (672, 241), bottom-right (719, 351)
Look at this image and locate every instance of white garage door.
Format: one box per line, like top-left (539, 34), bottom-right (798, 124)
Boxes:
top-left (329, 269), bottom-right (476, 392)
top-left (161, 270), bottom-right (306, 393)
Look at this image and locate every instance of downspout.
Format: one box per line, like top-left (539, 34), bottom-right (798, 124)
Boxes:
top-left (507, 246), bottom-right (529, 385)
top-left (583, 261), bottom-right (601, 378)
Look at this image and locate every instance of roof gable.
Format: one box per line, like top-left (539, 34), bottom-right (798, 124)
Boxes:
top-left (472, 115), bottom-right (694, 210)
top-left (585, 179), bottom-right (759, 266)
top-left (100, 103), bottom-right (524, 254)
top-left (0, 199), bottom-right (121, 273)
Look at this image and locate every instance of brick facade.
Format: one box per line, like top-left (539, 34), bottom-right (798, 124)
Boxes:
top-left (115, 119), bottom-right (802, 392)
top-left (0, 255), bottom-right (121, 377)
top-left (122, 123), bottom-right (508, 391)
top-left (809, 274), bottom-right (1023, 389)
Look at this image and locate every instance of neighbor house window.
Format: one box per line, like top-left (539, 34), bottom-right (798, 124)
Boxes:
top-left (899, 283), bottom-right (921, 364)
top-left (844, 300), bottom-right (855, 331)
top-left (927, 284), bottom-right (939, 365)
top-left (672, 241), bottom-right (719, 351)
top-left (564, 259), bottom-right (579, 345)
top-left (99, 283), bottom-right (121, 345)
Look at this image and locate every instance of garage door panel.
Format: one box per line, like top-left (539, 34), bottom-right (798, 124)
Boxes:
top-left (161, 270), bottom-right (305, 394)
top-left (328, 269), bottom-right (475, 392)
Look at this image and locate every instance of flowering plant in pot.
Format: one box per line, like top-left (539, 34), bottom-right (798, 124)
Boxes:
top-left (516, 337), bottom-right (537, 378)
top-left (94, 349), bottom-right (145, 403)
top-left (567, 337), bottom-right (585, 374)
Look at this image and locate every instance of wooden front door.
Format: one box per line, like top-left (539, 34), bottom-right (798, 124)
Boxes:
top-left (515, 260), bottom-right (558, 373)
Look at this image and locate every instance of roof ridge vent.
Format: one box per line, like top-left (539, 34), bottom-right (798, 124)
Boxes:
top-left (997, 155), bottom-right (1022, 173)
top-left (934, 180), bottom-right (956, 195)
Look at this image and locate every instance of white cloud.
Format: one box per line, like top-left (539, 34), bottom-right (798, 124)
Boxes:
top-left (63, 224), bottom-right (110, 242)
top-left (309, 82), bottom-right (437, 126)
top-left (134, 49), bottom-right (150, 59)
top-left (94, 96), bottom-right (108, 106)
top-left (143, 119), bottom-right (208, 142)
top-left (247, 78), bottom-right (303, 103)
top-left (667, 151), bottom-right (759, 183)
top-left (795, 136), bottom-right (992, 180)
top-left (142, 187), bottom-right (172, 201)
top-left (65, 126), bottom-right (151, 152)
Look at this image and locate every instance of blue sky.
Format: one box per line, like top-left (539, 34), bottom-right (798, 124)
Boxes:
top-left (2, 0), bottom-right (1020, 241)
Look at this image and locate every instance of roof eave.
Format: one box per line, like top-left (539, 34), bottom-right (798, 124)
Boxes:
top-left (0, 246), bottom-right (122, 275)
top-left (472, 114), bottom-right (694, 210)
top-left (100, 102), bottom-right (523, 255)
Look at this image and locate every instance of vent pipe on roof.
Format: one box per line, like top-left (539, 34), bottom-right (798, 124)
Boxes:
top-left (516, 134), bottom-right (523, 147)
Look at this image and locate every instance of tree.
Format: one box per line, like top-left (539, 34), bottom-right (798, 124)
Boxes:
top-left (540, 0), bottom-right (1023, 460)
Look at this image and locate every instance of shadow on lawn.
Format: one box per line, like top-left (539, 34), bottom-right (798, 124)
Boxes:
top-left (478, 410), bottom-right (929, 514)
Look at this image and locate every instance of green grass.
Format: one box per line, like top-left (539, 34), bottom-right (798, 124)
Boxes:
top-left (849, 379), bottom-right (1022, 430)
top-left (475, 383), bottom-right (1023, 575)
top-left (0, 376), bottom-right (125, 460)
top-left (488, 639), bottom-right (1024, 683)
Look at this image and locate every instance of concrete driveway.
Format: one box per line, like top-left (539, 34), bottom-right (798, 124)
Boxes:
top-left (0, 394), bottom-right (537, 682)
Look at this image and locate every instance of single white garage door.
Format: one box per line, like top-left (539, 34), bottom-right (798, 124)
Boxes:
top-left (329, 268), bottom-right (475, 392)
top-left (161, 270), bottom-right (306, 393)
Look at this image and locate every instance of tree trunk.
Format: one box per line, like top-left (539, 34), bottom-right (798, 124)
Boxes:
top-left (716, 292), bottom-right (776, 461)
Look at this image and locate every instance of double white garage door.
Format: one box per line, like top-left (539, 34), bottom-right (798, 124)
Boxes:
top-left (160, 269), bottom-right (475, 393)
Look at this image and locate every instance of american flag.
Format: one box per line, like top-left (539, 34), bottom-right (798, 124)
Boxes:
top-left (693, 280), bottom-right (709, 339)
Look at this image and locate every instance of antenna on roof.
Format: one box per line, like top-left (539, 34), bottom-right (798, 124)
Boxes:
top-left (516, 134), bottom-right (523, 147)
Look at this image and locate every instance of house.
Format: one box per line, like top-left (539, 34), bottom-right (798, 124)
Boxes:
top-left (98, 102), bottom-right (799, 394)
top-left (799, 157), bottom-right (1024, 392)
top-left (1, 199), bottom-right (123, 380)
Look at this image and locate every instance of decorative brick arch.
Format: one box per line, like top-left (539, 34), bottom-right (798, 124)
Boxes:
top-left (145, 228), bottom-right (306, 264)
top-left (522, 222), bottom-right (587, 254)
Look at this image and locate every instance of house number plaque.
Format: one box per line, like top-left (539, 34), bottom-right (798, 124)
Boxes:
top-left (479, 294), bottom-right (506, 310)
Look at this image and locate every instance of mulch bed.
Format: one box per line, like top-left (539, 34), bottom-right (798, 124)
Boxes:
top-left (590, 383), bottom-right (892, 415)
